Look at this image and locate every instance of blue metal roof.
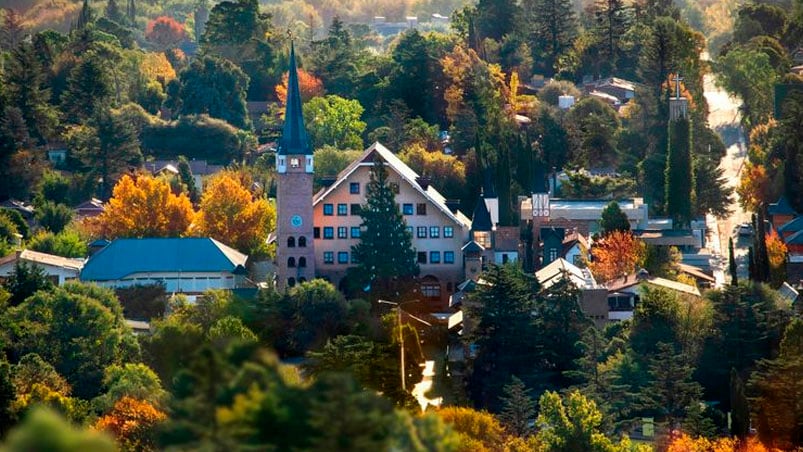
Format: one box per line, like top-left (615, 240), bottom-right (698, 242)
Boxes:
top-left (778, 216), bottom-right (803, 233)
top-left (768, 196), bottom-right (797, 216)
top-left (80, 238), bottom-right (248, 281)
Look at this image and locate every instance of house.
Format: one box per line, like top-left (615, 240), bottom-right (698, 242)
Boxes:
top-left (605, 271), bottom-right (700, 322)
top-left (0, 199), bottom-right (35, 223)
top-left (586, 77), bottom-right (637, 104)
top-left (562, 231), bottom-right (590, 266)
top-left (310, 143), bottom-right (472, 309)
top-left (768, 196), bottom-right (797, 230)
top-left (74, 198), bottom-right (105, 218)
top-left (143, 159), bottom-right (225, 192)
top-left (535, 257), bottom-right (609, 327)
top-left (540, 227), bottom-right (566, 266)
top-left (0, 249), bottom-right (84, 285)
top-left (522, 197), bottom-right (650, 236)
top-left (777, 215), bottom-right (803, 239)
top-left (80, 237), bottom-right (253, 299)
top-left (677, 263), bottom-right (716, 289)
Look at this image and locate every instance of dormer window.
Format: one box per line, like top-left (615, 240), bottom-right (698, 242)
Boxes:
top-left (290, 158), bottom-right (300, 168)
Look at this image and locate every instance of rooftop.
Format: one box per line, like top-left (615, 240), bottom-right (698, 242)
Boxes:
top-left (0, 249), bottom-right (85, 271)
top-left (81, 237), bottom-right (247, 281)
top-left (535, 258), bottom-right (598, 290)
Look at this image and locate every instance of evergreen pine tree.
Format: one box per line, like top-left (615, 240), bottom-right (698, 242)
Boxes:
top-left (642, 342), bottom-right (703, 429)
top-left (730, 368), bottom-right (750, 438)
top-left (498, 376), bottom-right (535, 436)
top-left (728, 237), bottom-right (738, 285)
top-left (4, 43), bottom-right (58, 143)
top-left (177, 155), bottom-right (199, 203)
top-left (475, 0), bottom-right (521, 42)
top-left (350, 155), bottom-right (419, 300)
top-left (665, 116), bottom-right (694, 228)
top-left (76, 0), bottom-right (93, 30)
top-left (593, 0), bottom-right (631, 74)
top-left (126, 0), bottom-right (136, 24)
top-left (525, 0), bottom-right (577, 75)
top-left (600, 201), bottom-right (631, 235)
top-left (61, 56), bottom-right (113, 123)
top-left (104, 0), bottom-right (123, 23)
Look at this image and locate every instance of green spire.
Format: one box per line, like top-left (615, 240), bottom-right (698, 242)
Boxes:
top-left (278, 42), bottom-right (312, 156)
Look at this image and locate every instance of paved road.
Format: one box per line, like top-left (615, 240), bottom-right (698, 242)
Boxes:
top-left (703, 70), bottom-right (751, 284)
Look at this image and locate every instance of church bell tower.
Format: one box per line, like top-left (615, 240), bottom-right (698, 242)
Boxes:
top-left (276, 43), bottom-right (315, 290)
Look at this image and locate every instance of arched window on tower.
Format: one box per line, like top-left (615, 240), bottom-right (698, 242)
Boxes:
top-left (298, 257), bottom-right (306, 268)
top-left (288, 277), bottom-right (296, 287)
top-left (288, 257), bottom-right (296, 268)
top-left (298, 236), bottom-right (307, 247)
top-left (299, 277), bottom-right (307, 283)
top-left (287, 236), bottom-right (295, 247)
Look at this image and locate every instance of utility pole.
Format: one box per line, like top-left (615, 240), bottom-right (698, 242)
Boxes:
top-left (378, 299), bottom-right (431, 393)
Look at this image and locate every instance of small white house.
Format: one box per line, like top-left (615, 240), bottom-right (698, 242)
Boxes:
top-left (0, 250), bottom-right (84, 285)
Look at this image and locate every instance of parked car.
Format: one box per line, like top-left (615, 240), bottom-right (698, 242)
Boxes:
top-left (736, 223), bottom-right (754, 236)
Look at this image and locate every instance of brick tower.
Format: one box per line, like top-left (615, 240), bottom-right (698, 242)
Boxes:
top-left (276, 43), bottom-right (315, 290)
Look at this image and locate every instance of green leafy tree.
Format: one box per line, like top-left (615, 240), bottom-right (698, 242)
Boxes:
top-left (2, 261), bottom-right (53, 307)
top-left (715, 47), bottom-right (778, 131)
top-left (10, 282), bottom-right (139, 399)
top-left (35, 202), bottom-right (73, 234)
top-left (388, 30), bottom-right (446, 125)
top-left (535, 390), bottom-right (636, 451)
top-left (498, 376), bottom-right (535, 436)
top-left (104, 0), bottom-right (124, 23)
top-left (0, 407), bottom-right (116, 452)
top-left (28, 230), bottom-right (88, 258)
top-left (665, 116), bottom-right (695, 228)
top-left (565, 97), bottom-right (621, 168)
top-left (93, 363), bottom-right (166, 412)
top-left (170, 55), bottom-right (251, 129)
top-left (350, 156), bottom-right (419, 300)
top-left (176, 156), bottom-right (199, 203)
top-left (303, 95), bottom-right (366, 150)
top-left (600, 201), bottom-right (630, 235)
top-left (475, 0), bottom-right (521, 41)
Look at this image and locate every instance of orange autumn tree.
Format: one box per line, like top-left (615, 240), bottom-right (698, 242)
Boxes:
top-left (765, 229), bottom-right (787, 288)
top-left (589, 230), bottom-right (646, 283)
top-left (92, 174), bottom-right (195, 239)
top-left (737, 163), bottom-right (771, 212)
top-left (275, 68), bottom-right (325, 105)
top-left (95, 396), bottom-right (167, 452)
top-left (195, 171), bottom-right (275, 256)
top-left (667, 433), bottom-right (783, 452)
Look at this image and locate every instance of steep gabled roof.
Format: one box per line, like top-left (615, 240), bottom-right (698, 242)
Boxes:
top-left (312, 142), bottom-right (471, 228)
top-left (471, 195), bottom-right (493, 232)
top-left (535, 257), bottom-right (597, 290)
top-left (277, 43), bottom-right (313, 156)
top-left (768, 196), bottom-right (797, 216)
top-left (81, 238), bottom-right (248, 281)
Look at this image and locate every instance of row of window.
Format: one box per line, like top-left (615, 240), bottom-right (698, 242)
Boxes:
top-left (286, 257), bottom-right (308, 268)
top-left (313, 226), bottom-right (455, 240)
top-left (322, 203), bottom-right (427, 216)
top-left (286, 236), bottom-right (307, 247)
top-left (286, 277), bottom-right (307, 287)
top-left (323, 251), bottom-right (358, 264)
top-left (417, 251), bottom-right (455, 264)
top-left (413, 226), bottom-right (454, 239)
top-left (319, 250), bottom-right (455, 265)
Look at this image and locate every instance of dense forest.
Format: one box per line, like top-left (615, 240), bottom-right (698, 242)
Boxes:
top-left (1, 0), bottom-right (803, 449)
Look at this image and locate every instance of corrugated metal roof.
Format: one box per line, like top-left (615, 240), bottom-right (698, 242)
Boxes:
top-left (81, 238), bottom-right (247, 281)
top-left (0, 249), bottom-right (85, 271)
top-left (778, 216), bottom-right (803, 233)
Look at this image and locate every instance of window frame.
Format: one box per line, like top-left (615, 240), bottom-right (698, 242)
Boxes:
top-left (430, 251), bottom-right (441, 264)
top-left (417, 226), bottom-right (427, 238)
top-left (429, 226), bottom-right (440, 238)
top-left (349, 182), bottom-right (360, 194)
top-left (444, 251), bottom-right (455, 264)
top-left (323, 204), bottom-right (334, 216)
top-left (323, 251), bottom-right (334, 264)
top-left (337, 251), bottom-right (349, 264)
top-left (402, 203), bottom-right (414, 215)
top-left (337, 226), bottom-right (347, 239)
top-left (337, 203), bottom-right (348, 216)
top-left (444, 226), bottom-right (454, 238)
top-left (323, 227), bottom-right (334, 239)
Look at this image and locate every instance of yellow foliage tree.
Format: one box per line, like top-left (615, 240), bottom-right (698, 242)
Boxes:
top-left (195, 171), bottom-right (275, 255)
top-left (275, 68), bottom-right (325, 105)
top-left (92, 174), bottom-right (195, 239)
top-left (765, 229), bottom-right (787, 288)
top-left (589, 231), bottom-right (647, 283)
top-left (95, 396), bottom-right (167, 452)
top-left (667, 433), bottom-right (783, 452)
top-left (140, 52), bottom-right (177, 83)
top-left (434, 406), bottom-right (515, 452)
top-left (738, 163), bottom-right (771, 212)
top-left (399, 144), bottom-right (466, 199)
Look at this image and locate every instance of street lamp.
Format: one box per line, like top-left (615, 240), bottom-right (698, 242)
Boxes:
top-left (377, 299), bottom-right (431, 392)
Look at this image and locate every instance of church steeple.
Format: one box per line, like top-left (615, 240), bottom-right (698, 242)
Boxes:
top-left (278, 42), bottom-right (312, 156)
